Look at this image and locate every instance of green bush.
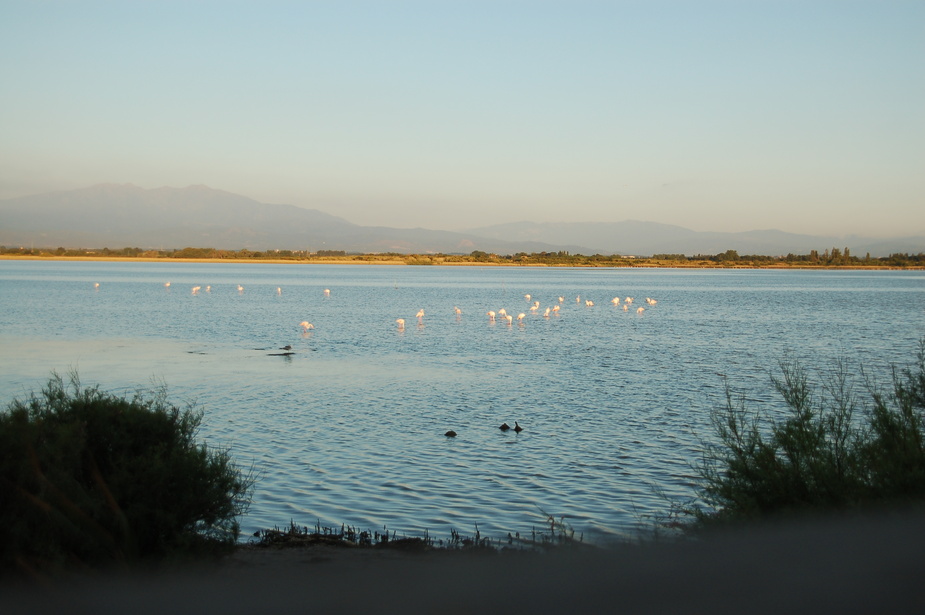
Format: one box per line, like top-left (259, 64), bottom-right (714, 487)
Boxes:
top-left (690, 341), bottom-right (925, 527)
top-left (0, 373), bottom-right (254, 574)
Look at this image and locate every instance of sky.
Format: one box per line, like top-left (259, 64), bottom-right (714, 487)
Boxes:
top-left (1, 1), bottom-right (922, 237)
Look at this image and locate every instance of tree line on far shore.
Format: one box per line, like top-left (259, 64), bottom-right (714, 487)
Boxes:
top-left (2, 245), bottom-right (924, 268)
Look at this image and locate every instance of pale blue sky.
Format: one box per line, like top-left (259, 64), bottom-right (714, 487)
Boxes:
top-left (1, 1), bottom-right (922, 236)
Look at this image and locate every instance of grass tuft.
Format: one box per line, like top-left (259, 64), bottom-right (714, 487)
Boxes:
top-left (250, 509), bottom-right (591, 555)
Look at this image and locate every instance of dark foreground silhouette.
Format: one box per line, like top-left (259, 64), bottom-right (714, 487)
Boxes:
top-left (3, 511), bottom-right (923, 615)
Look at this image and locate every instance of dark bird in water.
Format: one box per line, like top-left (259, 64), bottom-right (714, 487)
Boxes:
top-left (514, 421), bottom-right (523, 433)
top-left (445, 430), bottom-right (457, 437)
top-left (499, 423), bottom-right (511, 431)
top-left (280, 345), bottom-right (292, 351)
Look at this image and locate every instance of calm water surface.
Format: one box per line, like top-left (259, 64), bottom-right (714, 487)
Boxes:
top-left (1, 261), bottom-right (923, 542)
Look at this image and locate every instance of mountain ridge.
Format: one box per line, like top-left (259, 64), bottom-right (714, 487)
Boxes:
top-left (1, 184), bottom-right (921, 257)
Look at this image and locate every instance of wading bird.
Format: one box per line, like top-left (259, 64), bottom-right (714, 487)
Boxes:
top-left (300, 321), bottom-right (314, 331)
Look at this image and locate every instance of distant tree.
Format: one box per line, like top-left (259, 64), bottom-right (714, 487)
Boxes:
top-left (715, 249), bottom-right (740, 262)
top-left (652, 254), bottom-right (687, 261)
top-left (173, 247), bottom-right (215, 259)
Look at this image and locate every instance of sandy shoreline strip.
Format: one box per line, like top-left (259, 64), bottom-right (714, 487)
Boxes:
top-left (0, 255), bottom-right (914, 269)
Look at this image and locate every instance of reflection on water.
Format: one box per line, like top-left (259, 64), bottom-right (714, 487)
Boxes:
top-left (1, 261), bottom-right (923, 542)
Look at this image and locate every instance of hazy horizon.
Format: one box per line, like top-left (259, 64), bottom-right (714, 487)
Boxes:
top-left (2, 1), bottom-right (922, 237)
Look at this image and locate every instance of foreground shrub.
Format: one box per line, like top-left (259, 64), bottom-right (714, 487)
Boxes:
top-left (0, 373), bottom-right (254, 575)
top-left (690, 340), bottom-right (925, 527)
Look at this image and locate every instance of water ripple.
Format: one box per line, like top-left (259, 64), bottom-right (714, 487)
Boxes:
top-left (1, 262), bottom-right (923, 542)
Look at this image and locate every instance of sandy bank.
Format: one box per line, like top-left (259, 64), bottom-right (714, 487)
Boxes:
top-left (1, 255), bottom-right (918, 269)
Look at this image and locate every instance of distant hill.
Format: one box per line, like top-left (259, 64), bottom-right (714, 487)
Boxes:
top-left (0, 184), bottom-right (589, 255)
top-left (1, 184), bottom-right (921, 257)
top-left (465, 221), bottom-right (925, 258)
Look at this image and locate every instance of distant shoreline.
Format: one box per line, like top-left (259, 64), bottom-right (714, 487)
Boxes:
top-left (0, 255), bottom-right (409, 265)
top-left (0, 254), bottom-right (920, 270)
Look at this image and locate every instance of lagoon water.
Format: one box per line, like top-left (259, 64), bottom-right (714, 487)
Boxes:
top-left (1, 260), bottom-right (923, 543)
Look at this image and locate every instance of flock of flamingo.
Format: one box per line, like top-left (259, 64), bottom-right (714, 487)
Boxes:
top-left (91, 281), bottom-right (659, 438)
top-left (94, 282), bottom-right (659, 335)
top-left (395, 292), bottom-right (658, 331)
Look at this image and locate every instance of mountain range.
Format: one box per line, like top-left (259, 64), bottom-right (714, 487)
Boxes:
top-left (1, 184), bottom-right (921, 257)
